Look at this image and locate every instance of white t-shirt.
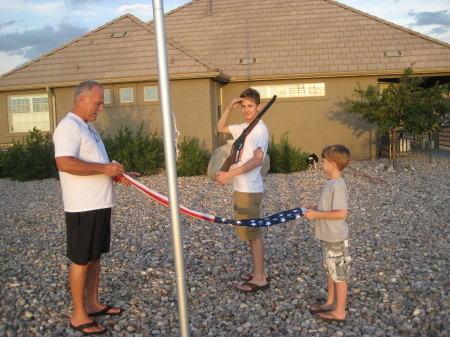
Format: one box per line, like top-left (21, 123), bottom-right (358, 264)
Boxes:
top-left (314, 177), bottom-right (349, 242)
top-left (229, 120), bottom-right (269, 193)
top-left (53, 112), bottom-right (114, 212)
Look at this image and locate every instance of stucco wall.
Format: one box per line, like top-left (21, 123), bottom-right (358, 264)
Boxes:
top-left (0, 76), bottom-right (379, 159)
top-left (50, 79), bottom-right (216, 149)
top-left (220, 77), bottom-right (379, 159)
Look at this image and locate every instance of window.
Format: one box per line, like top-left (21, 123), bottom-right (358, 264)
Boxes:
top-left (144, 86), bottom-right (158, 101)
top-left (104, 89), bottom-right (111, 104)
top-left (8, 94), bottom-right (50, 132)
top-left (252, 83), bottom-right (326, 98)
top-left (119, 88), bottom-right (134, 103)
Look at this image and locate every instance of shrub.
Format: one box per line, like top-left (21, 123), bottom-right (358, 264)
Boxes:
top-left (103, 123), bottom-right (165, 175)
top-left (177, 137), bottom-right (211, 176)
top-left (268, 133), bottom-right (309, 173)
top-left (0, 150), bottom-right (6, 178)
top-left (1, 128), bottom-right (58, 181)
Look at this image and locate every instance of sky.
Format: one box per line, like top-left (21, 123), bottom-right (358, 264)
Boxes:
top-left (1, 0), bottom-right (450, 76)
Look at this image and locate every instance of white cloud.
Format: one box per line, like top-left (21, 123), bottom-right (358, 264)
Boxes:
top-left (116, 3), bottom-right (153, 22)
top-left (339, 0), bottom-right (450, 44)
top-left (0, 1), bottom-right (67, 32)
top-left (0, 51), bottom-right (29, 76)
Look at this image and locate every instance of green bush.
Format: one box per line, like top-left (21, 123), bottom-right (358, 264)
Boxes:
top-left (177, 137), bottom-right (211, 176)
top-left (1, 128), bottom-right (58, 181)
top-left (268, 133), bottom-right (309, 173)
top-left (103, 123), bottom-right (165, 175)
top-left (0, 150), bottom-right (6, 178)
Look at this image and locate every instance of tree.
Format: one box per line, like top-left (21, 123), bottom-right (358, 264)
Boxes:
top-left (342, 66), bottom-right (450, 167)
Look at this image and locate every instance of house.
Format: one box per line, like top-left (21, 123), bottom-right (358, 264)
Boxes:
top-left (1, 0), bottom-right (449, 158)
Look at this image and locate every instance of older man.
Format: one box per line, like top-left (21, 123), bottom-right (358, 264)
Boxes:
top-left (53, 80), bottom-right (136, 335)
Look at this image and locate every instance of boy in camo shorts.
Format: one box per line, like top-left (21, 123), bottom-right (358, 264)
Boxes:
top-left (303, 144), bottom-right (351, 322)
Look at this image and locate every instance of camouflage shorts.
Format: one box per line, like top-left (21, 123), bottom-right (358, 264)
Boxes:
top-left (322, 240), bottom-right (351, 282)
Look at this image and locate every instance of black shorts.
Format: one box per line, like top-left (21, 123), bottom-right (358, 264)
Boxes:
top-left (66, 208), bottom-right (111, 265)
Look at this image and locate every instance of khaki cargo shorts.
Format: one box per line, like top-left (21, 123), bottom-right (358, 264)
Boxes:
top-left (233, 191), bottom-right (263, 241)
top-left (322, 240), bottom-right (351, 282)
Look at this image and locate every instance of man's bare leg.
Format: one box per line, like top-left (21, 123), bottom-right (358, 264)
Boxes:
top-left (69, 262), bottom-right (104, 333)
top-left (84, 259), bottom-right (121, 315)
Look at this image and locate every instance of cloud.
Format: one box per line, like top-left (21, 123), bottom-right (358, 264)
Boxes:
top-left (116, 3), bottom-right (153, 21)
top-left (429, 27), bottom-right (447, 35)
top-left (0, 21), bottom-right (16, 31)
top-left (407, 10), bottom-right (450, 43)
top-left (0, 51), bottom-right (29, 75)
top-left (409, 10), bottom-right (450, 27)
top-left (0, 22), bottom-right (88, 60)
top-left (65, 0), bottom-right (101, 7)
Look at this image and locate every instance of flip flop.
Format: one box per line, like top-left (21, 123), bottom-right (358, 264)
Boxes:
top-left (88, 305), bottom-right (123, 317)
top-left (235, 282), bottom-right (270, 293)
top-left (69, 320), bottom-right (106, 335)
top-left (240, 274), bottom-right (273, 282)
top-left (317, 312), bottom-right (347, 323)
top-left (309, 304), bottom-right (333, 313)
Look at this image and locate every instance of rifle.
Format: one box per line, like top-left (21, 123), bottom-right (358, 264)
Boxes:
top-left (220, 95), bottom-right (277, 172)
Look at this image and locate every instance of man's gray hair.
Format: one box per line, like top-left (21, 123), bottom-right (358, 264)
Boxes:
top-left (74, 80), bottom-right (103, 103)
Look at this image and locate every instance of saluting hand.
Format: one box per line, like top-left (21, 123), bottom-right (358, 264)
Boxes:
top-left (227, 97), bottom-right (244, 111)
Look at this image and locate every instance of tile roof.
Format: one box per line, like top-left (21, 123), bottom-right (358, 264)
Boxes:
top-left (157, 0), bottom-right (450, 80)
top-left (0, 15), bottom-right (222, 90)
top-left (1, 0), bottom-right (449, 89)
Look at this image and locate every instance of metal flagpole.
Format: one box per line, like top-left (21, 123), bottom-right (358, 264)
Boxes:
top-left (151, 1), bottom-right (190, 336)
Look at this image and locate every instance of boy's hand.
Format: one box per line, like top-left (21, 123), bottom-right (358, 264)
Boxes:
top-left (303, 209), bottom-right (317, 221)
top-left (215, 171), bottom-right (232, 185)
top-left (227, 97), bottom-right (243, 111)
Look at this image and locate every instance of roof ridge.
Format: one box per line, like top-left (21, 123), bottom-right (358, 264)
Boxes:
top-left (145, 2), bottom-right (222, 73)
top-left (327, 0), bottom-right (450, 48)
top-left (146, 24), bottom-right (221, 72)
top-left (163, 0), bottom-right (201, 17)
top-left (1, 14), bottom-right (145, 78)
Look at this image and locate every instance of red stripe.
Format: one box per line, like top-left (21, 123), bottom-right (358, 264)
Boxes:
top-left (122, 174), bottom-right (215, 222)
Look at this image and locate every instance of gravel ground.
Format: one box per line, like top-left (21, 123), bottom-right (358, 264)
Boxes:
top-left (1, 158), bottom-right (449, 337)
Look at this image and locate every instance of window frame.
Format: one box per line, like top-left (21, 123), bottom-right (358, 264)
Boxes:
top-left (119, 87), bottom-right (134, 103)
top-left (143, 86), bottom-right (158, 102)
top-left (7, 93), bottom-right (50, 133)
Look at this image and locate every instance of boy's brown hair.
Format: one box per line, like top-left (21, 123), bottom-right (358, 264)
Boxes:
top-left (321, 144), bottom-right (350, 171)
top-left (240, 88), bottom-right (260, 105)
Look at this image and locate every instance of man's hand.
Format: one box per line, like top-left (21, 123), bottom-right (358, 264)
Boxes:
top-left (115, 172), bottom-right (141, 186)
top-left (104, 161), bottom-right (125, 176)
top-left (125, 172), bottom-right (140, 179)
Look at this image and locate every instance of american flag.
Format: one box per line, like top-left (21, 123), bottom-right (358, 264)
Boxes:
top-left (121, 173), bottom-right (304, 227)
top-left (214, 208), bottom-right (304, 227)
